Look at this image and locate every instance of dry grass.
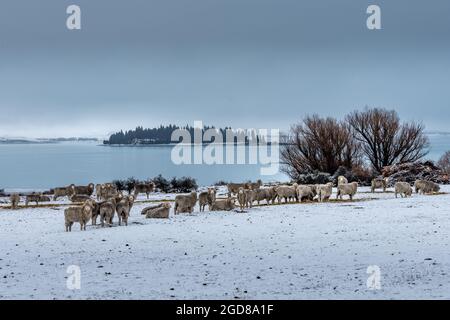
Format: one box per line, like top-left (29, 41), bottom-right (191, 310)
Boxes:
top-left (425, 192), bottom-right (448, 196)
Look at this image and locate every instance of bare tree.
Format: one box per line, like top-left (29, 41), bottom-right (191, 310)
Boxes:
top-left (346, 108), bottom-right (429, 172)
top-left (280, 115), bottom-right (360, 179)
top-left (438, 151), bottom-right (450, 174)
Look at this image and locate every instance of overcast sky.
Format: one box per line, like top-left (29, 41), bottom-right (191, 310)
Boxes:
top-left (0, 0), bottom-right (449, 138)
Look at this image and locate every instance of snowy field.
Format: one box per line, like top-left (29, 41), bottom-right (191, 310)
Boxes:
top-left (1, 186), bottom-right (450, 300)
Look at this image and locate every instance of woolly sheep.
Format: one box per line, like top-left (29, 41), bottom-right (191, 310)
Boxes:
top-left (174, 191), bottom-right (197, 214)
top-left (64, 199), bottom-right (95, 232)
top-left (316, 183), bottom-right (333, 202)
top-left (395, 182), bottom-right (412, 198)
top-left (414, 180), bottom-right (440, 195)
top-left (116, 195), bottom-right (135, 226)
top-left (10, 193), bottom-right (20, 209)
top-left (275, 184), bottom-right (297, 204)
top-left (371, 178), bottom-right (388, 193)
top-left (141, 203), bottom-right (171, 219)
top-left (336, 182), bottom-right (358, 200)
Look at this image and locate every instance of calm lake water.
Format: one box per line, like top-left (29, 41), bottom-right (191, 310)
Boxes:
top-left (0, 142), bottom-right (285, 191)
top-left (1, 133), bottom-right (449, 191)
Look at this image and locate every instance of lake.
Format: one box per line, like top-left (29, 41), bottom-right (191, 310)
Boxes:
top-left (0, 142), bottom-right (286, 191)
top-left (1, 133), bottom-right (449, 191)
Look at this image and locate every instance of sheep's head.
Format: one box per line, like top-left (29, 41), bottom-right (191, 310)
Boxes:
top-left (68, 185), bottom-right (76, 195)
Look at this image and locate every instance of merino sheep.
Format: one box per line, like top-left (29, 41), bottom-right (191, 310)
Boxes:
top-left (174, 191), bottom-right (197, 214)
top-left (133, 182), bottom-right (155, 199)
top-left (336, 182), bottom-right (358, 200)
top-left (10, 193), bottom-right (20, 209)
top-left (275, 184), bottom-right (297, 204)
top-left (99, 198), bottom-right (116, 227)
top-left (141, 203), bottom-right (171, 219)
top-left (25, 193), bottom-right (51, 206)
top-left (296, 185), bottom-right (315, 203)
top-left (95, 184), bottom-right (104, 200)
top-left (91, 201), bottom-right (101, 225)
top-left (244, 189), bottom-right (257, 208)
top-left (53, 185), bottom-right (76, 201)
top-left (245, 180), bottom-right (262, 190)
top-left (237, 187), bottom-right (247, 211)
top-left (307, 184), bottom-right (318, 198)
top-left (95, 183), bottom-right (110, 200)
top-left (198, 188), bottom-right (216, 212)
top-left (414, 180), bottom-right (440, 194)
top-left (267, 186), bottom-right (278, 204)
top-left (210, 197), bottom-right (236, 211)
top-left (69, 194), bottom-right (92, 203)
top-left (198, 191), bottom-right (209, 212)
top-left (371, 178), bottom-right (388, 193)
top-left (254, 187), bottom-right (275, 205)
top-left (227, 183), bottom-right (246, 195)
top-left (316, 182), bottom-right (333, 202)
top-left (395, 182), bottom-right (412, 198)
top-left (96, 183), bottom-right (118, 200)
top-left (72, 183), bottom-right (95, 196)
top-left (116, 195), bottom-right (135, 226)
top-left (64, 199), bottom-right (95, 232)
top-left (337, 176), bottom-right (348, 186)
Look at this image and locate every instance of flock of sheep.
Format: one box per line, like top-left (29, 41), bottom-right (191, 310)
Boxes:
top-left (4, 177), bottom-right (441, 232)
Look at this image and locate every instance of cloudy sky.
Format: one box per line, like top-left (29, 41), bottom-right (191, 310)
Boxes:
top-left (0, 0), bottom-right (449, 138)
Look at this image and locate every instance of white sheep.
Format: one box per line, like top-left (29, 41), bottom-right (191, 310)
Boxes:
top-left (371, 178), bottom-right (388, 193)
top-left (210, 197), bottom-right (236, 211)
top-left (394, 182), bottom-right (412, 198)
top-left (199, 188), bottom-right (216, 212)
top-left (414, 180), bottom-right (440, 195)
top-left (316, 183), bottom-right (333, 202)
top-left (64, 199), bottom-right (95, 232)
top-left (244, 189), bottom-right (257, 208)
top-left (275, 184), bottom-right (297, 204)
top-left (237, 187), bottom-right (247, 211)
top-left (336, 182), bottom-right (358, 200)
top-left (337, 176), bottom-right (348, 186)
top-left (296, 185), bottom-right (315, 203)
top-left (116, 195), bottom-right (135, 226)
top-left (141, 203), bottom-right (171, 219)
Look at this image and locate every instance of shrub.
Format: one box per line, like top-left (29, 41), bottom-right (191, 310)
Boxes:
top-left (152, 174), bottom-right (171, 193)
top-left (438, 151), bottom-right (450, 174)
top-left (176, 176), bottom-right (198, 193)
top-left (281, 115), bottom-right (360, 178)
top-left (112, 179), bottom-right (126, 192)
top-left (347, 107), bottom-right (429, 172)
top-left (296, 172), bottom-right (331, 185)
top-left (214, 180), bottom-right (228, 186)
top-left (125, 177), bottom-right (138, 194)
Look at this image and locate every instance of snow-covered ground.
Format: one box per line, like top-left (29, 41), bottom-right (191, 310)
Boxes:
top-left (0, 186), bottom-right (449, 300)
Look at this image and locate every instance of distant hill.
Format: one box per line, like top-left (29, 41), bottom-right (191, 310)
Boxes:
top-left (0, 137), bottom-right (99, 144)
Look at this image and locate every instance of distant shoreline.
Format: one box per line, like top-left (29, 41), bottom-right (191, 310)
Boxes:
top-left (0, 138), bottom-right (100, 144)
